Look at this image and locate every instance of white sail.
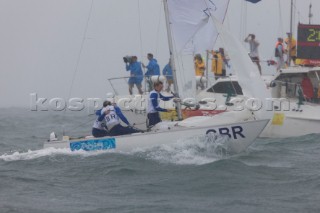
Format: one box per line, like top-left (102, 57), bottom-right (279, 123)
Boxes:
top-left (167, 0), bottom-right (229, 99)
top-left (211, 16), bottom-right (272, 120)
top-left (168, 0), bottom-right (229, 54)
top-left (173, 54), bottom-right (195, 99)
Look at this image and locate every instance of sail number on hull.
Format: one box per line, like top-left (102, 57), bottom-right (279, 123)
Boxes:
top-left (206, 126), bottom-right (245, 139)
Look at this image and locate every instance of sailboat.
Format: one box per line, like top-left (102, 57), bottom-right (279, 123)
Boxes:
top-left (44, 0), bottom-right (270, 153)
top-left (197, 0), bottom-right (320, 138)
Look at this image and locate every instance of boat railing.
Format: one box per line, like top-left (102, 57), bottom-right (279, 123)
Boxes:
top-left (107, 75), bottom-right (174, 96)
top-left (271, 79), bottom-right (320, 104)
top-left (107, 75), bottom-right (213, 96)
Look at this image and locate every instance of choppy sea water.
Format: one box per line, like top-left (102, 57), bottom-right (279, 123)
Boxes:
top-left (1, 108), bottom-right (320, 213)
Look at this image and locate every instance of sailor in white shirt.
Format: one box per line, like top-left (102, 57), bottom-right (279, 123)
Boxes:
top-left (101, 101), bottom-right (141, 136)
top-left (92, 101), bottom-right (110, 138)
top-left (147, 81), bottom-right (175, 127)
top-left (244, 34), bottom-right (262, 74)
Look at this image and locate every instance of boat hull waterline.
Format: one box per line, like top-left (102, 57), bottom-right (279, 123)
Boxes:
top-left (44, 119), bottom-right (269, 154)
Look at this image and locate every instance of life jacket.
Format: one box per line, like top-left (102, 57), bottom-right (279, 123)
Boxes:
top-left (211, 51), bottom-right (223, 75)
top-left (194, 59), bottom-right (205, 76)
top-left (285, 37), bottom-right (297, 57)
top-left (275, 42), bottom-right (284, 57)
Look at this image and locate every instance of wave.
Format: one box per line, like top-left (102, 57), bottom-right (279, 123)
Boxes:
top-left (132, 135), bottom-right (233, 165)
top-left (0, 148), bottom-right (113, 162)
top-left (0, 134), bottom-right (235, 165)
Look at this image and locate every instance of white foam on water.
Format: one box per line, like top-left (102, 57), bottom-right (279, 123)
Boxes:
top-left (0, 134), bottom-right (231, 164)
top-left (0, 148), bottom-right (113, 162)
top-left (241, 160), bottom-right (293, 168)
top-left (133, 134), bottom-right (231, 165)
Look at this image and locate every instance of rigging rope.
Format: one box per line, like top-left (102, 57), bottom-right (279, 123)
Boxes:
top-left (239, 1), bottom-right (247, 41)
top-left (243, 2), bottom-right (247, 39)
top-left (155, 0), bottom-right (163, 57)
top-left (62, 0), bottom-right (94, 134)
top-left (65, 116), bottom-right (96, 135)
top-left (66, 0), bottom-right (94, 102)
top-left (293, 0), bottom-right (297, 35)
top-left (277, 0), bottom-right (284, 36)
top-left (137, 0), bottom-right (144, 61)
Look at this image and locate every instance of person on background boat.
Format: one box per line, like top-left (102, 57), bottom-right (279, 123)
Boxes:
top-left (162, 59), bottom-right (173, 92)
top-left (92, 101), bottom-right (111, 138)
top-left (147, 81), bottom-right (176, 128)
top-left (125, 56), bottom-right (143, 95)
top-left (244, 34), bottom-right (262, 75)
top-left (142, 53), bottom-right (160, 91)
top-left (194, 54), bottom-right (206, 90)
top-left (99, 100), bottom-right (141, 136)
top-left (275, 37), bottom-right (285, 71)
top-left (211, 48), bottom-right (229, 79)
top-left (285, 32), bottom-right (297, 66)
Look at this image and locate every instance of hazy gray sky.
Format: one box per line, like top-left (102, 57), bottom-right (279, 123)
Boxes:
top-left (0, 0), bottom-right (319, 107)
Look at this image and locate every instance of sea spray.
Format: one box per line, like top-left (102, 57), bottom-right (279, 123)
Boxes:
top-left (132, 134), bottom-right (231, 165)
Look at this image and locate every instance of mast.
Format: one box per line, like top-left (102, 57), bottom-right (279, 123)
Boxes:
top-left (163, 0), bottom-right (183, 120)
top-left (205, 51), bottom-right (209, 88)
top-left (287, 0), bottom-right (293, 66)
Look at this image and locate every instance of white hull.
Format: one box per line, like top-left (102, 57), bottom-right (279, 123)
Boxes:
top-left (197, 75), bottom-right (320, 138)
top-left (44, 119), bottom-right (269, 154)
top-left (260, 105), bottom-right (320, 138)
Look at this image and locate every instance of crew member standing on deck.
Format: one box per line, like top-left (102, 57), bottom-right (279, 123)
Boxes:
top-left (147, 81), bottom-right (175, 128)
top-left (194, 54), bottom-right (206, 90)
top-left (142, 53), bottom-right (160, 91)
top-left (275, 37), bottom-right (285, 71)
top-left (162, 59), bottom-right (173, 92)
top-left (244, 34), bottom-right (262, 75)
top-left (285, 32), bottom-right (297, 66)
top-left (125, 56), bottom-right (143, 95)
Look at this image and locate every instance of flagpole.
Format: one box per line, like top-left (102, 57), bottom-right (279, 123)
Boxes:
top-left (163, 0), bottom-right (182, 120)
top-left (309, 3), bottom-right (312, 24)
top-left (287, 0), bottom-right (293, 66)
top-left (205, 50), bottom-right (209, 88)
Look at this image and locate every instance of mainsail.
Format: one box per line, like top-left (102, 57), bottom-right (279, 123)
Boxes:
top-left (166, 0), bottom-right (229, 99)
top-left (211, 16), bottom-right (272, 120)
top-left (167, 0), bottom-right (229, 54)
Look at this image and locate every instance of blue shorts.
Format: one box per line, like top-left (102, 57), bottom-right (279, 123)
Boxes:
top-left (147, 112), bottom-right (161, 127)
top-left (128, 77), bottom-right (143, 85)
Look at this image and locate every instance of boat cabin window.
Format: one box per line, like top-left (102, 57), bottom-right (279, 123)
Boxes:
top-left (206, 81), bottom-right (243, 95)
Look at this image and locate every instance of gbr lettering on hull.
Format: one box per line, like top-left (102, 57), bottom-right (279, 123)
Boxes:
top-left (206, 126), bottom-right (245, 139)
